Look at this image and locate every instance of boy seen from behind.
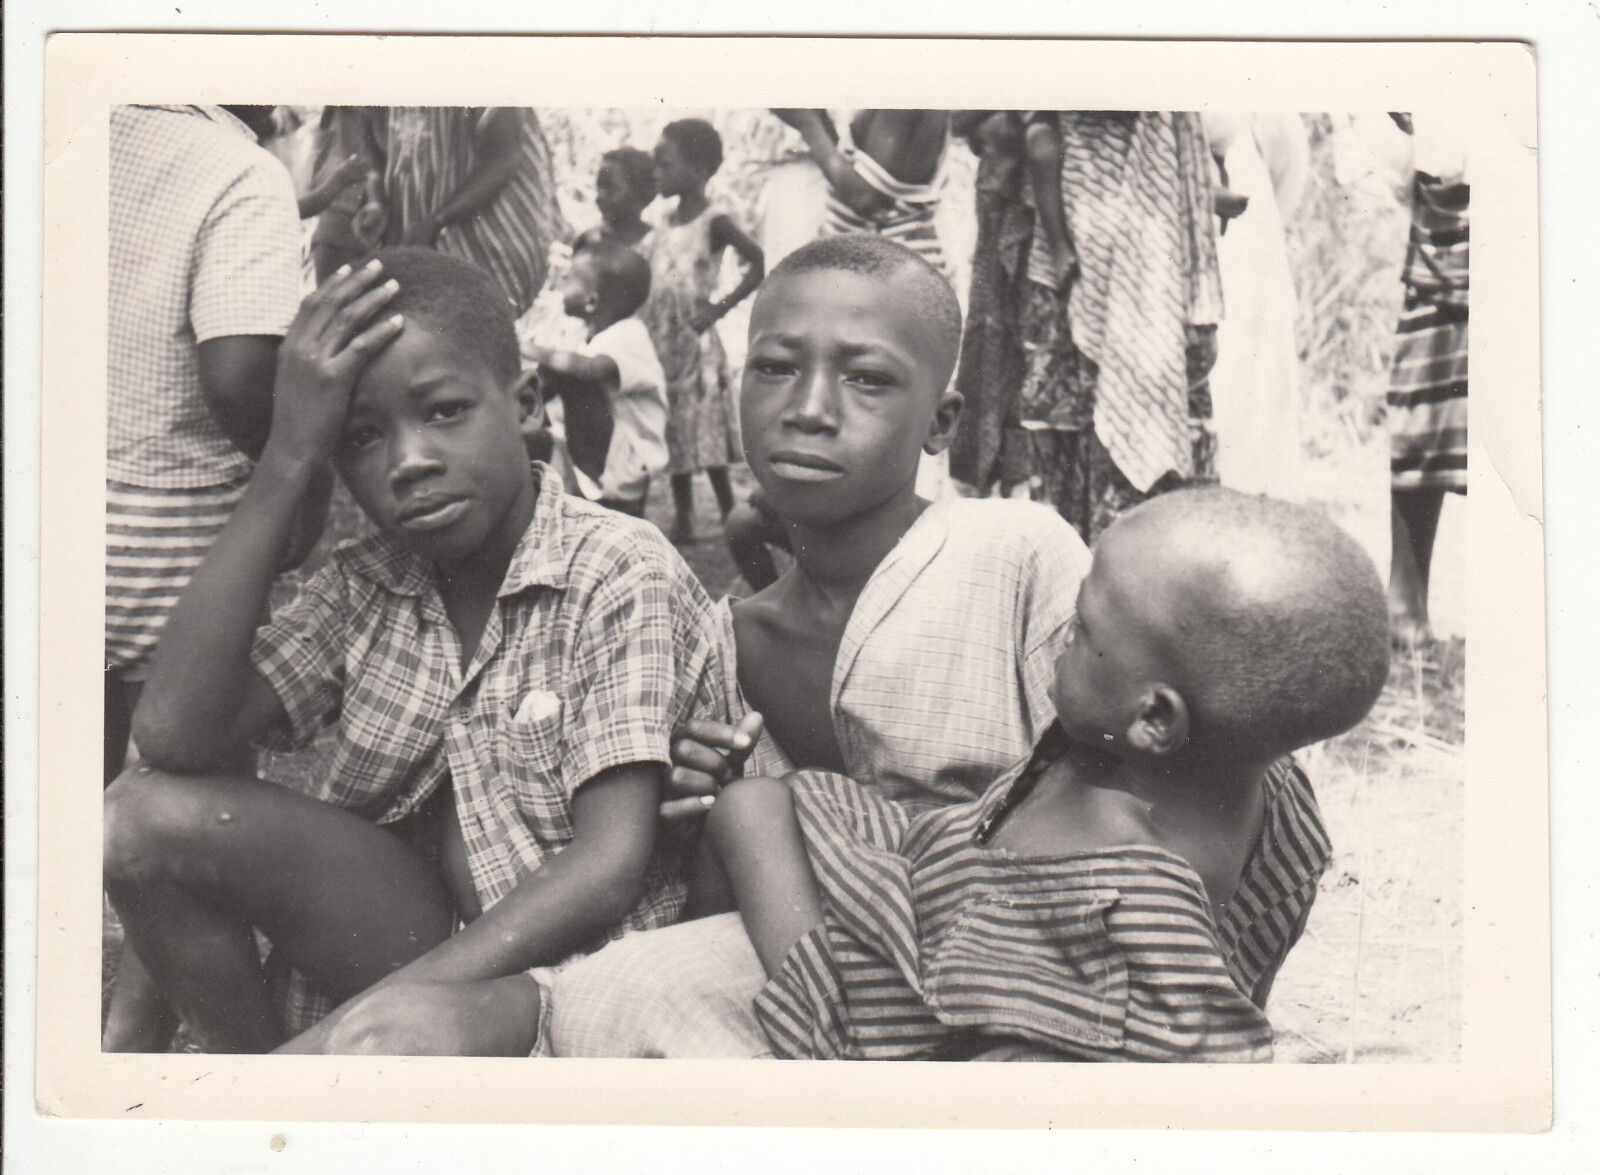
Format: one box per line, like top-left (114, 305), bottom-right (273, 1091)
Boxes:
top-left (104, 248), bottom-right (725, 1055)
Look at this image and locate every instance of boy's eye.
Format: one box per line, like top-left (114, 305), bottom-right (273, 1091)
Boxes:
top-left (750, 358), bottom-right (796, 378)
top-left (342, 424), bottom-right (381, 452)
top-left (845, 368), bottom-right (894, 390)
top-left (427, 401), bottom-right (471, 423)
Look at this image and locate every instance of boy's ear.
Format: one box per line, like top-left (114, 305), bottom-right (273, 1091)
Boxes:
top-left (1125, 685), bottom-right (1190, 756)
top-left (922, 389), bottom-right (965, 456)
top-left (513, 367), bottom-right (545, 432)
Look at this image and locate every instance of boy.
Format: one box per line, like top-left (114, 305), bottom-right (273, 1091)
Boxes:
top-left (573, 146), bottom-right (657, 251)
top-left (541, 234), bottom-right (1093, 1057)
top-left (103, 248), bottom-right (726, 1054)
top-left (699, 489), bottom-right (1382, 1060)
top-left (526, 242), bottom-right (667, 517)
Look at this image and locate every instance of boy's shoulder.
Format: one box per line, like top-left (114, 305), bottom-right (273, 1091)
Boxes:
top-left (554, 492), bottom-right (708, 598)
top-left (933, 496), bottom-right (1089, 566)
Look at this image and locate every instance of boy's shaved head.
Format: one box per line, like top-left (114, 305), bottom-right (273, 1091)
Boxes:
top-left (761, 234), bottom-right (963, 386)
top-left (601, 146), bottom-right (657, 203)
top-left (580, 241), bottom-right (653, 319)
top-left (367, 247), bottom-right (520, 385)
top-left (1113, 489), bottom-right (1389, 758)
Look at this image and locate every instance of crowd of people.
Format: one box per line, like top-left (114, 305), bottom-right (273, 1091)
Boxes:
top-left (101, 103), bottom-right (1463, 1061)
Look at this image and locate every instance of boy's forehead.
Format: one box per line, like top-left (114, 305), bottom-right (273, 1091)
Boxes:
top-left (756, 267), bottom-right (926, 331)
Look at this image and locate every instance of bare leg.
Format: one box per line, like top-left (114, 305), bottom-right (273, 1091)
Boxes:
top-left (724, 501), bottom-right (780, 593)
top-left (104, 765), bottom-right (454, 1053)
top-left (102, 677), bottom-right (180, 1052)
top-left (706, 466), bottom-right (736, 520)
top-left (704, 777), bottom-right (825, 977)
top-left (1389, 487), bottom-right (1445, 642)
top-left (670, 473), bottom-right (695, 543)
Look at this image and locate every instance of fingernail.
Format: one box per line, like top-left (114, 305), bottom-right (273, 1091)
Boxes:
top-left (389, 313), bottom-right (404, 326)
top-left (384, 279), bottom-right (399, 293)
top-left (334, 264), bottom-right (351, 278)
top-left (734, 734), bottom-right (752, 750)
top-left (701, 795), bottom-right (716, 807)
top-left (366, 258), bottom-right (383, 271)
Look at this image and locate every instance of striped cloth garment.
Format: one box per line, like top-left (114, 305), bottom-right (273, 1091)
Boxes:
top-left (1053, 112), bottom-right (1223, 494)
top-left (105, 478), bottom-right (248, 679)
top-left (818, 135), bottom-right (948, 277)
top-left (1388, 174), bottom-right (1469, 494)
top-left (755, 732), bottom-right (1331, 1061)
top-left (382, 107), bottom-right (570, 315)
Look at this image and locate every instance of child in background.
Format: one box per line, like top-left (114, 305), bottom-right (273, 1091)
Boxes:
top-left (574, 147), bottom-right (657, 252)
top-left (104, 249), bottom-right (726, 1054)
top-left (644, 118), bottom-right (765, 543)
top-left (526, 242), bottom-right (667, 518)
top-left (699, 488), bottom-right (1384, 1061)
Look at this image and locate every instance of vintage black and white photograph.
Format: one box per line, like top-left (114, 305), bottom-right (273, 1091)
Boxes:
top-left (31, 33), bottom-right (1546, 1131)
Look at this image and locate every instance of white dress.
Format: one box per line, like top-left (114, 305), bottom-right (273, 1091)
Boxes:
top-left (1205, 113), bottom-right (1309, 500)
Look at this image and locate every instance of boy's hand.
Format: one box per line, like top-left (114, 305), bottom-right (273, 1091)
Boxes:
top-left (658, 711), bottom-right (765, 821)
top-left (267, 259), bottom-right (403, 469)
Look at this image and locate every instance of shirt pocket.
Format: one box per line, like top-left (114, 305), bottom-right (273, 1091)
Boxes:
top-left (923, 885), bottom-right (1128, 1054)
top-left (496, 689), bottom-right (567, 818)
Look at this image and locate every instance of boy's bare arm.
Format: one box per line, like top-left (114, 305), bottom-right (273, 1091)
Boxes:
top-left (196, 335), bottom-right (280, 461)
top-left (705, 777), bottom-right (824, 977)
top-left (349, 763), bottom-right (663, 985)
top-left (134, 263), bottom-right (403, 772)
top-left (527, 345), bottom-right (618, 390)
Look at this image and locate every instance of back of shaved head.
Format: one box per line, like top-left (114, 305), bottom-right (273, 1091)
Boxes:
top-left (759, 234), bottom-right (963, 386)
top-left (1113, 488), bottom-right (1390, 759)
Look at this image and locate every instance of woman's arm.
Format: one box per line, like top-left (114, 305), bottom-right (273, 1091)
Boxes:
top-left (1024, 114), bottom-right (1076, 289)
top-left (772, 108), bottom-right (890, 219)
top-left (400, 108), bottom-right (521, 246)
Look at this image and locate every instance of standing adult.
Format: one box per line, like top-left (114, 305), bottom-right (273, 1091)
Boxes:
top-left (1203, 111), bottom-right (1311, 501)
top-left (1369, 113), bottom-right (1469, 643)
top-left (1018, 111), bottom-right (1224, 543)
top-left (379, 107), bottom-right (570, 315)
top-left (947, 111), bottom-right (1036, 497)
top-left (104, 103), bottom-right (305, 1050)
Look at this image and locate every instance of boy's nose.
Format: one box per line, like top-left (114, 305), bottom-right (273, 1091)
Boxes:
top-left (782, 370), bottom-right (840, 433)
top-left (388, 428), bottom-right (444, 489)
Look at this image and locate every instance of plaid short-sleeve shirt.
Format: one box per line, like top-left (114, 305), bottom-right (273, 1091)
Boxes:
top-left (251, 469), bottom-right (728, 936)
top-left (108, 105), bottom-right (302, 488)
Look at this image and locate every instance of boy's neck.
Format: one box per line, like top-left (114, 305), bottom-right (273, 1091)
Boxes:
top-left (1075, 740), bottom-right (1274, 827)
top-left (584, 305), bottom-right (627, 340)
top-left (431, 479), bottom-right (539, 607)
top-left (672, 189), bottom-right (709, 221)
top-left (782, 489), bottom-right (930, 607)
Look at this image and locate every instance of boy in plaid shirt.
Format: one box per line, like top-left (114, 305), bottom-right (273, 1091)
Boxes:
top-left (104, 248), bottom-right (726, 1054)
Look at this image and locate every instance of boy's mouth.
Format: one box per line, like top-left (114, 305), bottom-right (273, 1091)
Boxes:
top-left (765, 450), bottom-right (846, 483)
top-left (397, 496), bottom-right (472, 532)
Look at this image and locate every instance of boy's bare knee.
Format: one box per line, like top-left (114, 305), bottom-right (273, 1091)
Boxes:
top-left (103, 765), bottom-right (219, 887)
top-left (707, 776), bottom-right (792, 837)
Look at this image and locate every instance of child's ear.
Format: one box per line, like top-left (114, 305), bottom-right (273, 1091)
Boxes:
top-left (922, 389), bottom-right (966, 456)
top-left (513, 368), bottom-right (545, 432)
top-left (1125, 685), bottom-right (1190, 756)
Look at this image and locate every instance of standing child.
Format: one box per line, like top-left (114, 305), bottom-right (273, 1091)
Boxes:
top-left (574, 147), bottom-right (657, 251)
top-left (644, 118), bottom-right (765, 543)
top-left (526, 243), bottom-right (667, 518)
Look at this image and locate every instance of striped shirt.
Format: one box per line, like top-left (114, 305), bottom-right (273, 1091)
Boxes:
top-left (108, 105), bottom-right (302, 488)
top-left (755, 734), bottom-right (1330, 1061)
top-left (250, 467), bottom-right (727, 928)
top-left (818, 120), bottom-right (949, 276)
top-left (381, 107), bottom-right (569, 315)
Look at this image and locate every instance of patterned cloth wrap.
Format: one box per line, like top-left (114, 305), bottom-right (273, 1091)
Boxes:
top-left (756, 728), bottom-right (1332, 1061)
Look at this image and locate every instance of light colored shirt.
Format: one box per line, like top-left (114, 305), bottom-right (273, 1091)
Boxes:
top-left (581, 316), bottom-right (669, 502)
top-left (722, 496), bottom-right (1088, 807)
top-left (251, 467), bottom-right (728, 928)
top-left (108, 105), bottom-right (302, 488)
